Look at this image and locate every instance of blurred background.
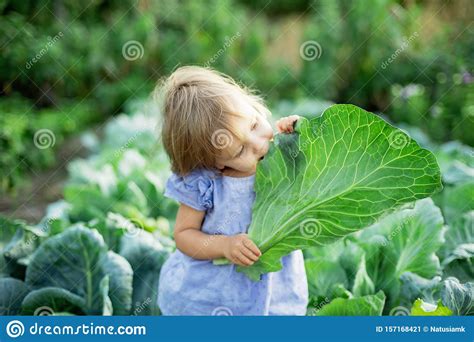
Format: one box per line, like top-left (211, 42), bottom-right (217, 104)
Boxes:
top-left (1, 0), bottom-right (472, 219)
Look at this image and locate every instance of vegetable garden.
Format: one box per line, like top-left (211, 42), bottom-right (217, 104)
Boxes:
top-left (1, 99), bottom-right (472, 316)
top-left (0, 0), bottom-right (472, 317)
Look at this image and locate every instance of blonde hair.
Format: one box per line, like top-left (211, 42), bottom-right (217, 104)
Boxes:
top-left (155, 66), bottom-right (271, 176)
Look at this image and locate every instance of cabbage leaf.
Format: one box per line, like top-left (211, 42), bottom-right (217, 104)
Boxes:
top-left (235, 104), bottom-right (442, 281)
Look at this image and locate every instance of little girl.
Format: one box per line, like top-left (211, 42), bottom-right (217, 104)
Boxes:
top-left (156, 66), bottom-right (308, 315)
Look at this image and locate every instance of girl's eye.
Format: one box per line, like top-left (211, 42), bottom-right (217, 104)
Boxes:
top-left (252, 120), bottom-right (258, 130)
top-left (237, 147), bottom-right (245, 157)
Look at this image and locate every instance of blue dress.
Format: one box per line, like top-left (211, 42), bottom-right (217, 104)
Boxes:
top-left (158, 167), bottom-right (308, 315)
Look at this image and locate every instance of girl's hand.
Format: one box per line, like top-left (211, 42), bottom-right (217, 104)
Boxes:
top-left (276, 115), bottom-right (300, 133)
top-left (223, 234), bottom-right (261, 266)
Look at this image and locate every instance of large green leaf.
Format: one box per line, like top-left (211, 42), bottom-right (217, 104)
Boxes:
top-left (0, 216), bottom-right (23, 251)
top-left (399, 274), bottom-right (473, 316)
top-left (0, 277), bottom-right (30, 315)
top-left (304, 259), bottom-right (348, 300)
top-left (25, 225), bottom-right (133, 315)
top-left (441, 278), bottom-right (474, 316)
top-left (119, 230), bottom-right (170, 315)
top-left (398, 272), bottom-right (442, 309)
top-left (234, 104), bottom-right (442, 281)
top-left (441, 182), bottom-right (474, 225)
top-left (21, 287), bottom-right (86, 315)
top-left (359, 199), bottom-right (445, 306)
top-left (442, 244), bottom-right (474, 283)
top-left (2, 218), bottom-right (40, 279)
top-left (352, 254), bottom-right (375, 297)
top-left (99, 276), bottom-right (114, 316)
top-left (434, 141), bottom-right (474, 185)
top-left (315, 291), bottom-right (386, 316)
top-left (438, 211), bottom-right (474, 283)
top-left (440, 211), bottom-right (474, 260)
top-left (362, 199), bottom-right (445, 280)
top-left (411, 299), bottom-right (452, 316)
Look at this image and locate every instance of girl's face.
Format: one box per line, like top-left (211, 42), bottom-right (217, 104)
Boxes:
top-left (215, 97), bottom-right (274, 175)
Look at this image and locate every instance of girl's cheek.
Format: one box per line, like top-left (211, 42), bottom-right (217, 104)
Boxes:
top-left (264, 122), bottom-right (273, 138)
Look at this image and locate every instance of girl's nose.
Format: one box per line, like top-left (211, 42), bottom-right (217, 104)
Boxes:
top-left (261, 124), bottom-right (273, 140)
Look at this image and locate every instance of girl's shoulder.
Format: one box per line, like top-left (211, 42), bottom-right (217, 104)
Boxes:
top-left (183, 167), bottom-right (219, 180)
top-left (163, 168), bottom-right (219, 211)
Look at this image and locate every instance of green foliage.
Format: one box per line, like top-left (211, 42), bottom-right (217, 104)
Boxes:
top-left (305, 198), bottom-right (473, 315)
top-left (399, 274), bottom-right (474, 316)
top-left (25, 225), bottom-right (133, 315)
top-left (0, 100), bottom-right (175, 315)
top-left (301, 0), bottom-right (417, 102)
top-left (0, 277), bottom-right (30, 315)
top-left (1, 97), bottom-right (473, 316)
top-left (119, 230), bottom-right (168, 315)
top-left (358, 199), bottom-right (445, 306)
top-left (301, 118), bottom-right (473, 315)
top-left (0, 0), bottom-right (284, 193)
top-left (411, 299), bottom-right (452, 316)
top-left (1, 0), bottom-right (285, 108)
top-left (300, 0), bottom-right (473, 146)
top-left (0, 96), bottom-right (97, 193)
top-left (0, 214), bottom-right (172, 316)
top-left (303, 143), bottom-right (473, 316)
top-left (237, 0), bottom-right (311, 15)
top-left (315, 291), bottom-right (386, 316)
top-left (390, 82), bottom-right (474, 146)
top-left (1, 0), bottom-right (471, 195)
top-left (22, 287), bottom-right (87, 316)
top-left (63, 111), bottom-right (177, 225)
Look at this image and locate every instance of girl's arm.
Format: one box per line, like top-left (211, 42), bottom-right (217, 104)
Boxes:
top-left (174, 203), bottom-right (261, 266)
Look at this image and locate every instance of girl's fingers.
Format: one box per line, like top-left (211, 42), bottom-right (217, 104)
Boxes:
top-left (276, 121), bottom-right (284, 132)
top-left (240, 246), bottom-right (259, 261)
top-left (231, 257), bottom-right (242, 266)
top-left (243, 239), bottom-right (261, 257)
top-left (277, 120), bottom-right (294, 133)
top-left (235, 252), bottom-right (253, 266)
